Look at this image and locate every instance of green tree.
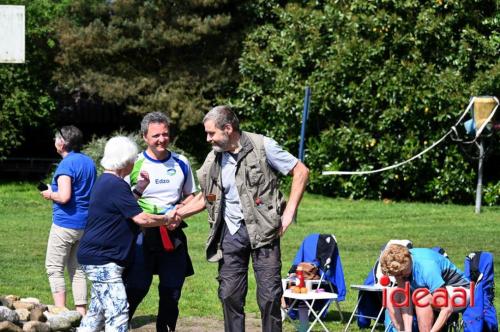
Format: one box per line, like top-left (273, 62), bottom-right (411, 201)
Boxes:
top-left (53, 0), bottom-right (283, 132)
top-left (0, 0), bottom-right (69, 157)
top-left (234, 0), bottom-right (500, 203)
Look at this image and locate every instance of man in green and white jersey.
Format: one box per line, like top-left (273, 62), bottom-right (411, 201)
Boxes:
top-left (125, 112), bottom-right (196, 332)
top-left (131, 152), bottom-right (194, 216)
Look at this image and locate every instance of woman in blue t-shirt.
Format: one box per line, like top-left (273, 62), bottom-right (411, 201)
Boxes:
top-left (40, 126), bottom-right (96, 315)
top-left (77, 136), bottom-right (176, 332)
top-left (380, 244), bottom-right (470, 332)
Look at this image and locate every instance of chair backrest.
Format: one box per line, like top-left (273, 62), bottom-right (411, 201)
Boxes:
top-left (463, 251), bottom-right (498, 332)
top-left (288, 233), bottom-right (346, 301)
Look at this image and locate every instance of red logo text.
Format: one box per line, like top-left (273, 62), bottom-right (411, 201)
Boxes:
top-left (381, 282), bottom-right (474, 308)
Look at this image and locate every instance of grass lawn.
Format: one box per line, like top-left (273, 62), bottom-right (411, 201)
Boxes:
top-left (0, 181), bottom-right (498, 331)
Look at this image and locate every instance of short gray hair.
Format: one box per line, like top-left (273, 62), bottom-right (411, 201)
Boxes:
top-left (100, 136), bottom-right (138, 171)
top-left (55, 125), bottom-right (83, 152)
top-left (140, 112), bottom-right (170, 136)
top-left (203, 105), bottom-right (240, 132)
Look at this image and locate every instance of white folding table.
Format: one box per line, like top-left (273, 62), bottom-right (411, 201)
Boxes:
top-left (283, 289), bottom-right (341, 332)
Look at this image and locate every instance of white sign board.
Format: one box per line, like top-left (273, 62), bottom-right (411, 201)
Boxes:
top-left (0, 5), bottom-right (25, 63)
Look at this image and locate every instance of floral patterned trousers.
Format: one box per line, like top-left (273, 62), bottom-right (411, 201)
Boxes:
top-left (78, 263), bottom-right (128, 332)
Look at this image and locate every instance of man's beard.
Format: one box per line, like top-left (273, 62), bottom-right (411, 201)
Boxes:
top-left (211, 133), bottom-right (230, 153)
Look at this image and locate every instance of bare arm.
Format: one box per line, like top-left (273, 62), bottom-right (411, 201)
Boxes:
top-left (279, 161), bottom-right (309, 236)
top-left (165, 193), bottom-right (198, 231)
top-left (398, 278), bottom-right (414, 332)
top-left (132, 210), bottom-right (174, 227)
top-left (387, 288), bottom-right (414, 331)
top-left (430, 296), bottom-right (453, 332)
top-left (41, 175), bottom-right (72, 204)
top-left (177, 193), bottom-right (195, 207)
top-left (387, 278), bottom-right (414, 331)
top-left (133, 170), bottom-right (149, 199)
top-left (176, 192), bottom-right (206, 219)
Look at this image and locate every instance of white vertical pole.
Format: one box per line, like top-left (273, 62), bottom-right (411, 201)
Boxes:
top-left (474, 138), bottom-right (485, 214)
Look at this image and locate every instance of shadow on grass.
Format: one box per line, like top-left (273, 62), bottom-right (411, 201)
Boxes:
top-left (131, 315), bottom-right (156, 328)
top-left (284, 309), bottom-right (384, 331)
top-left (326, 309), bottom-right (386, 331)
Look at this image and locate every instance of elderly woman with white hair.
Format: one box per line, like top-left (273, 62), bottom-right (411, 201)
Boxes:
top-left (77, 136), bottom-right (175, 332)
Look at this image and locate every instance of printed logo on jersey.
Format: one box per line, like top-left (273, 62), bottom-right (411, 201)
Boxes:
top-left (167, 168), bottom-right (176, 176)
top-left (155, 178), bottom-right (170, 184)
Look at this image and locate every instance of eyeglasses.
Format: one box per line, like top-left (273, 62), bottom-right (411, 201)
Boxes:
top-left (56, 128), bottom-right (66, 141)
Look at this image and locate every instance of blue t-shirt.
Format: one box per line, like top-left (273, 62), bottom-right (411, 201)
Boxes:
top-left (51, 152), bottom-right (96, 229)
top-left (410, 248), bottom-right (470, 292)
top-left (77, 173), bottom-right (143, 267)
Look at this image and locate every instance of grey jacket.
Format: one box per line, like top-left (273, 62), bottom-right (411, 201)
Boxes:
top-left (197, 131), bottom-right (287, 262)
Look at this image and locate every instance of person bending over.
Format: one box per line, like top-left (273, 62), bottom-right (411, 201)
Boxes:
top-left (380, 244), bottom-right (470, 332)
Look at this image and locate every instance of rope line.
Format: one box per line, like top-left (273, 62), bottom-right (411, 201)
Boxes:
top-left (322, 98), bottom-right (475, 176)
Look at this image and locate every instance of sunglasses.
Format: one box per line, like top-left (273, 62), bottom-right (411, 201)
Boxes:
top-left (56, 128), bottom-right (66, 141)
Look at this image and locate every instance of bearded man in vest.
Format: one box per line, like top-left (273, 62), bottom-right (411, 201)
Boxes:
top-left (177, 105), bottom-right (309, 332)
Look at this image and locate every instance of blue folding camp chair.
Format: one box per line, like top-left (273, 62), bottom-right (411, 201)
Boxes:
top-left (282, 234), bottom-right (346, 331)
top-left (463, 251), bottom-right (498, 332)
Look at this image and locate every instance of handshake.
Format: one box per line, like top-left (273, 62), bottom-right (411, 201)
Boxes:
top-left (164, 205), bottom-right (185, 231)
top-left (135, 170), bottom-right (184, 231)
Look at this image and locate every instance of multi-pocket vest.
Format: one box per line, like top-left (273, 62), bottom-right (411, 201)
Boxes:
top-left (197, 131), bottom-right (287, 262)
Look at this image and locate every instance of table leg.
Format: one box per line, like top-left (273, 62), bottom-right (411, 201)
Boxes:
top-left (304, 299), bottom-right (331, 332)
top-left (344, 292), bottom-right (364, 332)
top-left (370, 306), bottom-right (384, 332)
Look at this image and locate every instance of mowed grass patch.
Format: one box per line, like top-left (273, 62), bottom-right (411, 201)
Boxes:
top-left (0, 182), bottom-right (499, 331)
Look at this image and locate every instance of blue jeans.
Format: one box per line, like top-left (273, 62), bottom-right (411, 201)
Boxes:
top-left (78, 263), bottom-right (128, 332)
